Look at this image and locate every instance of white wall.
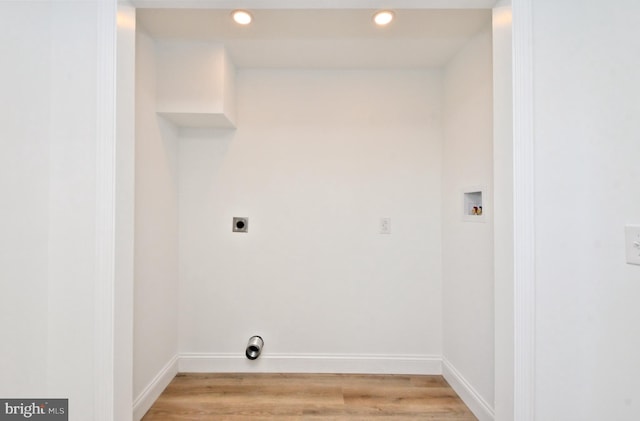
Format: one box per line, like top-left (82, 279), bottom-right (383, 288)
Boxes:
top-left (221, 49), bottom-right (236, 125)
top-left (133, 29), bottom-right (179, 410)
top-left (1, 1), bottom-right (107, 419)
top-left (0, 1), bottom-right (51, 397)
top-left (491, 3), bottom-right (513, 421)
top-left (46, 4), bottom-right (100, 417)
top-left (178, 69), bottom-right (444, 372)
top-left (116, 2), bottom-right (136, 420)
top-left (533, 1), bottom-right (640, 420)
top-left (441, 26), bottom-right (494, 420)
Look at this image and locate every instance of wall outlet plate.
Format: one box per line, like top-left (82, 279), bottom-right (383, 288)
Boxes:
top-left (233, 217), bottom-right (248, 233)
top-left (625, 225), bottom-right (640, 265)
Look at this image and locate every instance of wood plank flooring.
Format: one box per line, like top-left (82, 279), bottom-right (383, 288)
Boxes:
top-left (142, 373), bottom-right (478, 420)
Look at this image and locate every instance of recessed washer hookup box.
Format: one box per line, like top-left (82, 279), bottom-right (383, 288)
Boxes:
top-left (0, 399), bottom-right (67, 420)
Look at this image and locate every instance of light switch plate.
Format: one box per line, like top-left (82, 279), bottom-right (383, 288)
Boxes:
top-left (380, 217), bottom-right (391, 234)
top-left (625, 225), bottom-right (640, 265)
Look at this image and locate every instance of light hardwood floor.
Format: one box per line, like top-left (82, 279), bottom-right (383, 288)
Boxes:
top-left (142, 373), bottom-right (478, 420)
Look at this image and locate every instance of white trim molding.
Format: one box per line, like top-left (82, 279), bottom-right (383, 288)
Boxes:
top-left (512, 0), bottom-right (536, 420)
top-left (114, 2), bottom-right (136, 421)
top-left (178, 353), bottom-right (442, 375)
top-left (131, 0), bottom-right (497, 10)
top-left (95, 0), bottom-right (118, 420)
top-left (133, 356), bottom-right (179, 421)
top-left (443, 358), bottom-right (495, 421)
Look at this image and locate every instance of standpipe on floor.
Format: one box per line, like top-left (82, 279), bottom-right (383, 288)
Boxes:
top-left (245, 336), bottom-right (263, 360)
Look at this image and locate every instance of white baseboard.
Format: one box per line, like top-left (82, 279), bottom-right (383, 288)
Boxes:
top-left (442, 358), bottom-right (495, 421)
top-left (179, 353), bottom-right (442, 375)
top-left (133, 355), bottom-right (178, 421)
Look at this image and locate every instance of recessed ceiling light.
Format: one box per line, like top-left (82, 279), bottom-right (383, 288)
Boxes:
top-left (373, 10), bottom-right (395, 26)
top-left (232, 10), bottom-right (252, 25)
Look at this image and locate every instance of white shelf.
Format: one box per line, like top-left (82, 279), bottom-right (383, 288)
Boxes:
top-left (157, 111), bottom-right (236, 129)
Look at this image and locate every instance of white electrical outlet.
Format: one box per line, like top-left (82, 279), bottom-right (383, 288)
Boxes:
top-left (380, 217), bottom-right (391, 235)
top-left (625, 225), bottom-right (640, 265)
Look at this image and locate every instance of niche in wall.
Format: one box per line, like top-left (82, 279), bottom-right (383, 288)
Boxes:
top-left (463, 188), bottom-right (485, 222)
top-left (132, 7), bottom-right (497, 421)
top-left (134, 3), bottom-right (494, 390)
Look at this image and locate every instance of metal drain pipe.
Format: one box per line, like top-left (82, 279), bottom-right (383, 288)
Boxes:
top-left (245, 336), bottom-right (264, 360)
